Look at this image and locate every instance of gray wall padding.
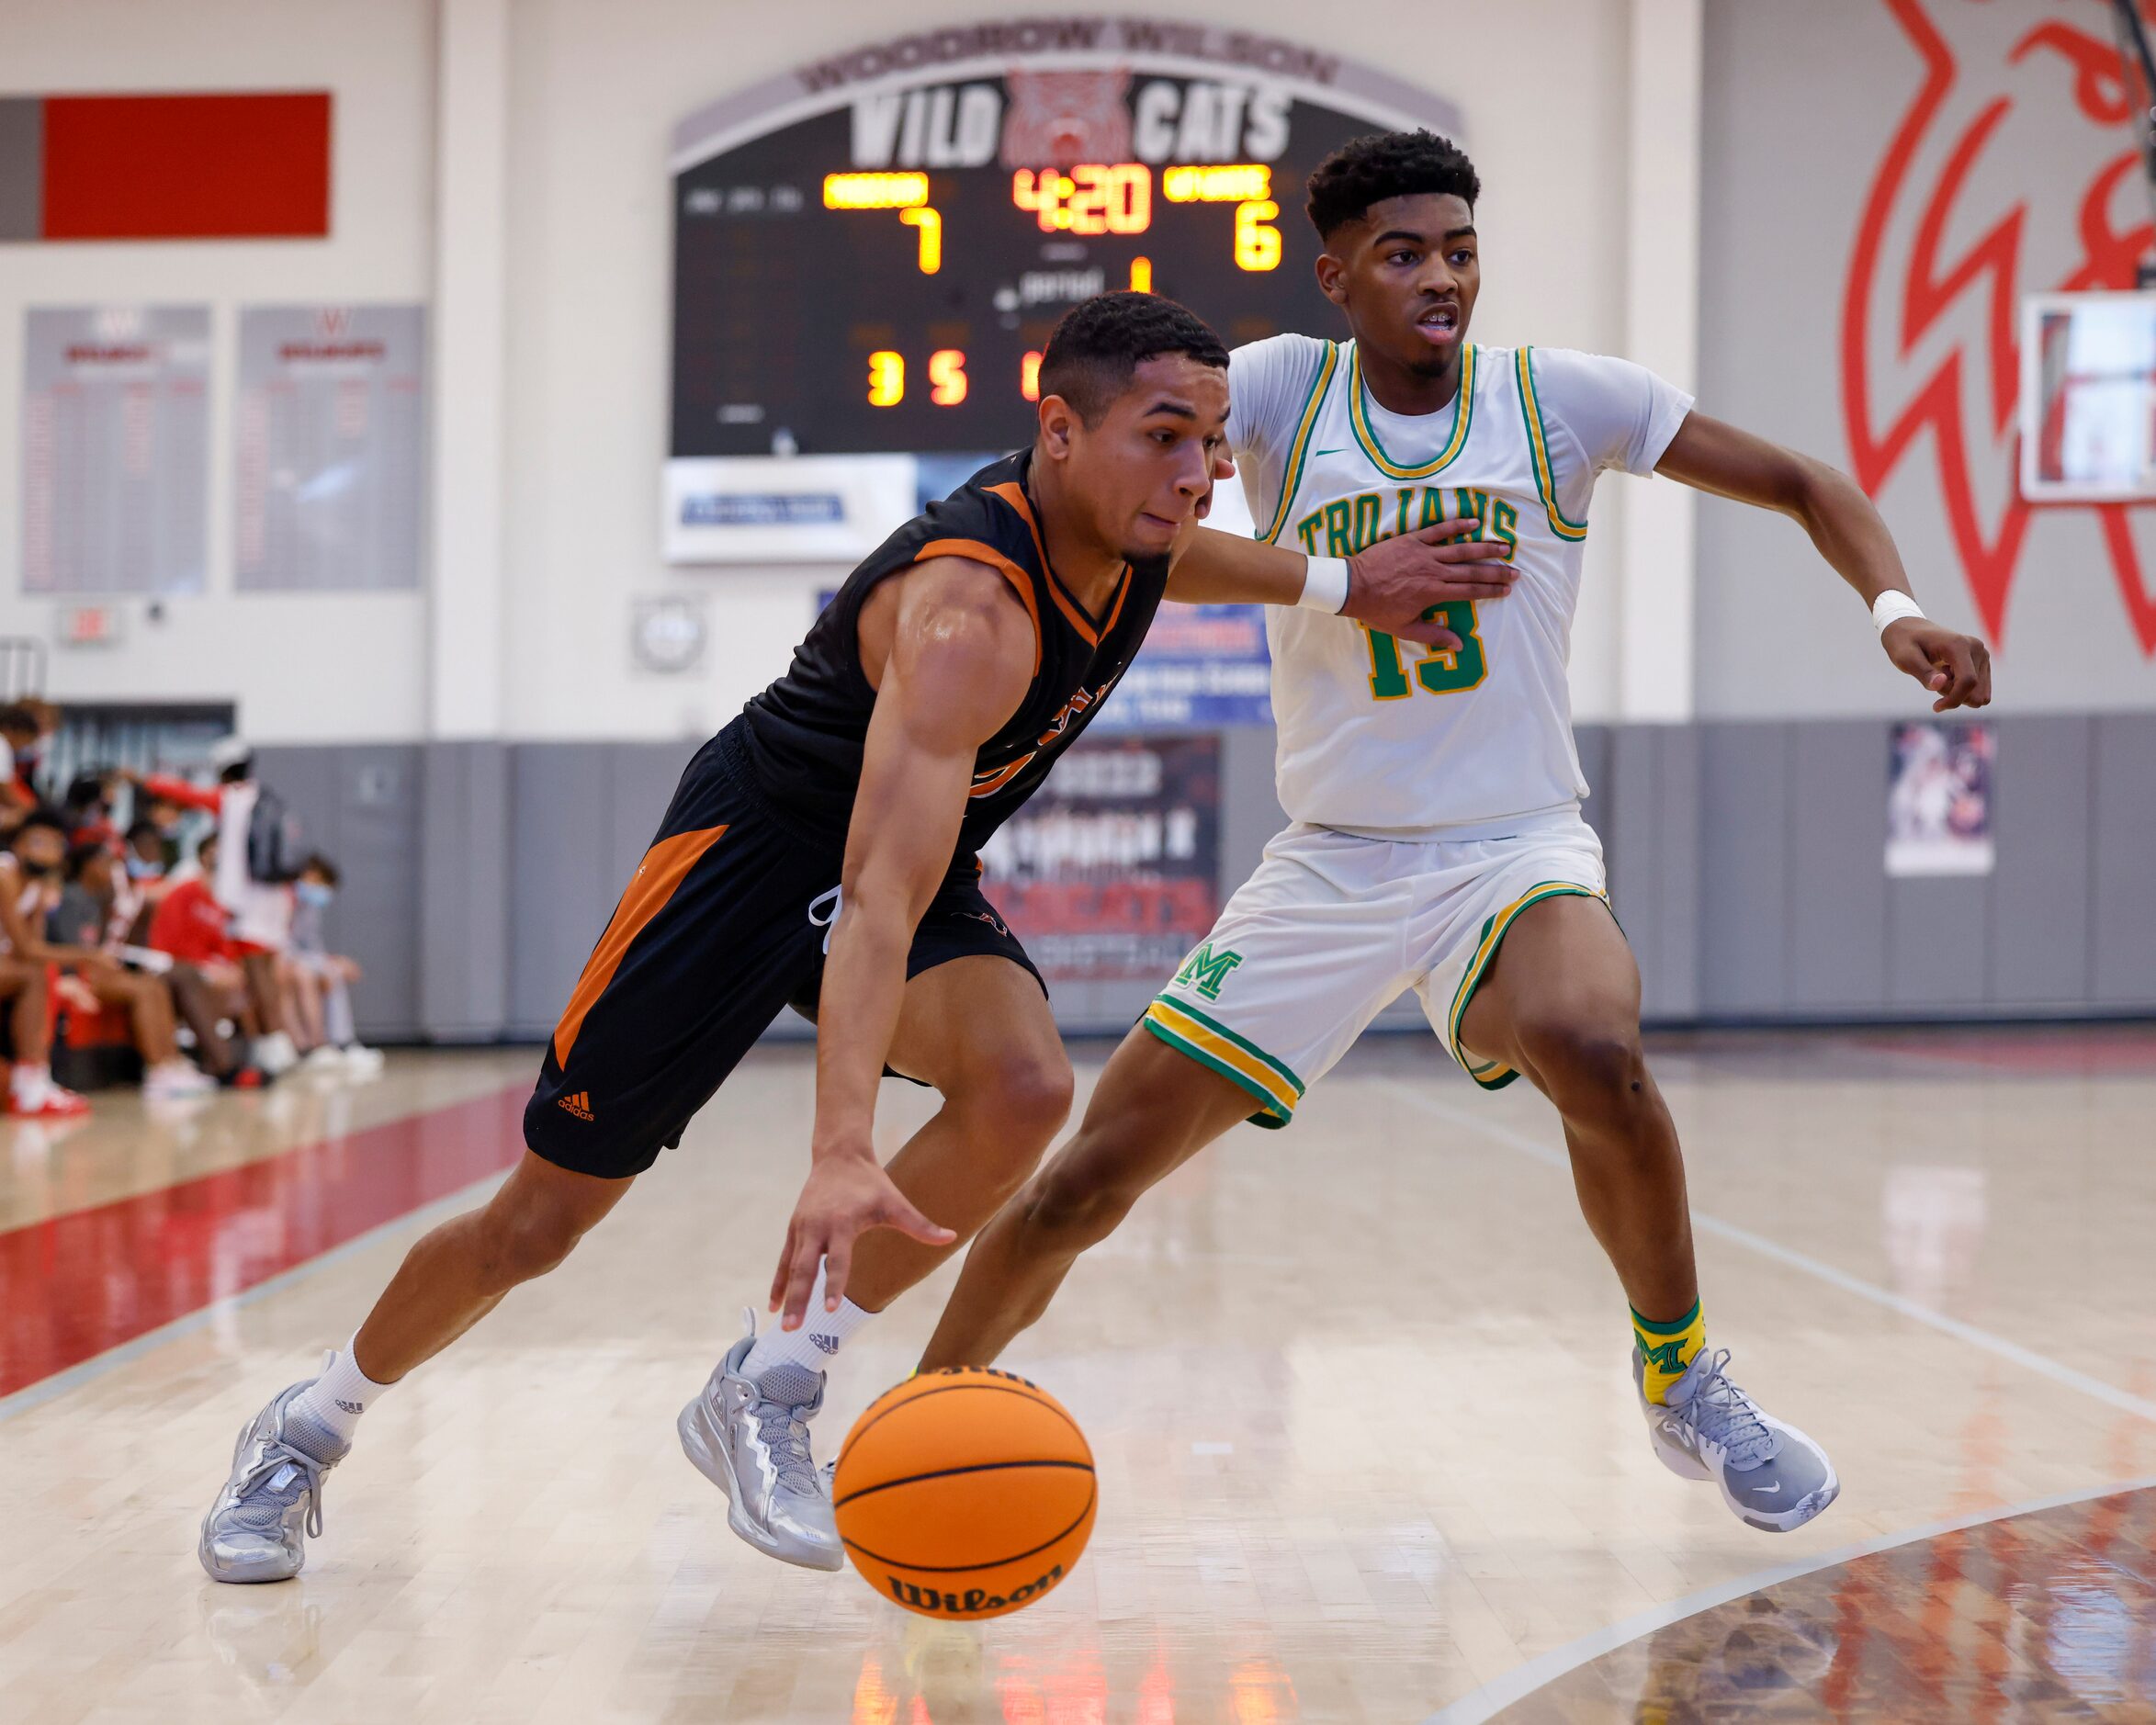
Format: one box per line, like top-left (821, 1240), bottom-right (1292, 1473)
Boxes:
top-left (248, 716), bottom-right (2153, 1043)
top-left (254, 744), bottom-right (423, 1040)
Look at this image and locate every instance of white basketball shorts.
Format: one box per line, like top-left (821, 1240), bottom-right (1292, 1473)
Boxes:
top-left (1142, 812), bottom-right (1609, 1128)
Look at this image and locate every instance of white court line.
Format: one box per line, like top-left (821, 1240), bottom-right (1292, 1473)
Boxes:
top-left (1380, 1079), bottom-right (2156, 1426)
top-left (0, 1167), bottom-right (513, 1426)
top-left (1418, 1471), bottom-right (2156, 1724)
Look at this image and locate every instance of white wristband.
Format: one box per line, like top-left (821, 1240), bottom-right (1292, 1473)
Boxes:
top-left (1871, 591), bottom-right (1925, 637)
top-left (1299, 556), bottom-right (1350, 614)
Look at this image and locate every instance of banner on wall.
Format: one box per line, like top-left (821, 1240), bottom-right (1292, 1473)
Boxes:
top-left (20, 305), bottom-right (209, 595)
top-left (1089, 602), bottom-right (1271, 731)
top-left (1886, 721), bottom-right (1994, 878)
top-left (979, 732), bottom-right (1220, 987)
top-left (235, 305), bottom-right (426, 591)
top-left (665, 454), bottom-right (917, 563)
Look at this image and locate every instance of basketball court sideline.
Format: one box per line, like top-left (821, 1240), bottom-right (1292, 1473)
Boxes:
top-left (2, 1029), bottom-right (2150, 1721)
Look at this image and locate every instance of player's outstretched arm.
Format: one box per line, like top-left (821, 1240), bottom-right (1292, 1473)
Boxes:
top-left (770, 558), bottom-right (1034, 1329)
top-left (1166, 520), bottom-right (1518, 651)
top-left (1656, 412), bottom-right (1992, 712)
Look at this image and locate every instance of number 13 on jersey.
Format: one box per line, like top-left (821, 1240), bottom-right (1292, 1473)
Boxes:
top-left (1362, 602), bottom-right (1488, 699)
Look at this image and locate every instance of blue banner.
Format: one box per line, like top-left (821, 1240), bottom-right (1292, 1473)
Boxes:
top-left (1089, 601), bottom-right (1272, 732)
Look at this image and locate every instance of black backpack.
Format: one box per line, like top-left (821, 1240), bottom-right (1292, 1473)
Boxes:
top-left (245, 784), bottom-right (300, 885)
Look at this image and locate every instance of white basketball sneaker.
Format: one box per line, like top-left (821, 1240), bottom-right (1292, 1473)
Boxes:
top-left (198, 1379), bottom-right (348, 1582)
top-left (676, 1311), bottom-right (843, 1571)
top-left (1636, 1347), bottom-right (1840, 1532)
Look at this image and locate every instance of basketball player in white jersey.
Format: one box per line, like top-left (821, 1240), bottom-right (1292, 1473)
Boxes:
top-left (911, 130), bottom-right (1992, 1534)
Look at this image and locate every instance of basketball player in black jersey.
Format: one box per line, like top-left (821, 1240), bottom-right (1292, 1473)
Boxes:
top-left (198, 293), bottom-right (1519, 1583)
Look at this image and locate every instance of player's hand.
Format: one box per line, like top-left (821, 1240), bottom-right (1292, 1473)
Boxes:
top-left (1882, 619), bottom-right (1992, 712)
top-left (1346, 517), bottom-right (1518, 652)
top-left (769, 1149), bottom-right (954, 1330)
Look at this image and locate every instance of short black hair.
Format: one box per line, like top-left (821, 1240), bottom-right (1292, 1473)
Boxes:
top-left (1037, 291), bottom-right (1228, 425)
top-left (11, 809), bottom-right (67, 846)
top-left (1305, 130), bottom-right (1481, 239)
top-left (64, 840), bottom-right (108, 881)
top-left (0, 705), bottom-right (37, 741)
top-left (300, 851), bottom-right (341, 886)
top-left (125, 819), bottom-right (163, 848)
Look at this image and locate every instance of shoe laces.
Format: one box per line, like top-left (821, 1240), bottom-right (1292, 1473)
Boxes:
top-left (225, 1438), bottom-right (329, 1539)
top-left (1669, 1348), bottom-right (1777, 1469)
top-left (751, 1398), bottom-right (819, 1496)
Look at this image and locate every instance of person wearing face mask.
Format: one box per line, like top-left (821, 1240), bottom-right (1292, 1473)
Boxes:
top-left (9, 817), bottom-right (214, 1100)
top-left (286, 854), bottom-right (380, 1077)
top-left (0, 812), bottom-right (87, 1114)
top-left (120, 820), bottom-right (174, 938)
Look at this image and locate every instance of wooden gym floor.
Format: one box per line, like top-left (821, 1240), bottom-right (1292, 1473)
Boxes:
top-left (2, 1027), bottom-right (2152, 1722)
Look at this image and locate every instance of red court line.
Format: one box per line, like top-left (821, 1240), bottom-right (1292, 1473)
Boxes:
top-left (0, 1085), bottom-right (528, 1399)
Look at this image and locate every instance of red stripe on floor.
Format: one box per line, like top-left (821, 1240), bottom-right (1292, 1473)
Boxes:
top-left (0, 1085), bottom-right (528, 1399)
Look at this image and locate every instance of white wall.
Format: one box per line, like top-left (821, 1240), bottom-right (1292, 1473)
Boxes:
top-left (496, 0), bottom-right (1642, 740)
top-left (1, 0), bottom-right (1669, 743)
top-left (0, 0), bottom-right (435, 741)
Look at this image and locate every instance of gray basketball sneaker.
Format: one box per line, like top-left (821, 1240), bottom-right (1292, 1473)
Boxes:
top-left (1637, 1346), bottom-right (1839, 1532)
top-left (198, 1378), bottom-right (348, 1583)
top-left (677, 1312), bottom-right (843, 1572)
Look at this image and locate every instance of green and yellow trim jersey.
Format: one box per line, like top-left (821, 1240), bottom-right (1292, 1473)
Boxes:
top-left (1225, 336), bottom-right (1693, 836)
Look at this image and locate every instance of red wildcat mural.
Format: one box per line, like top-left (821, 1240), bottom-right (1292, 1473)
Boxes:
top-left (1842, 0), bottom-right (2156, 654)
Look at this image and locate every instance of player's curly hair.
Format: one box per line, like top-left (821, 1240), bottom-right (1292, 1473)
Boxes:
top-left (1038, 291), bottom-right (1228, 424)
top-left (1304, 130), bottom-right (1481, 239)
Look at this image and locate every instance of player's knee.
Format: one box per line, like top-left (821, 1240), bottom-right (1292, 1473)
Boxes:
top-left (472, 1201), bottom-right (590, 1293)
top-left (1018, 1150), bottom-right (1140, 1252)
top-left (1520, 1018), bottom-right (1646, 1111)
top-left (959, 1048), bottom-right (1074, 1156)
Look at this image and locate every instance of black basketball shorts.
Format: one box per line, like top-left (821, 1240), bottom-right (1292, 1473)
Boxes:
top-left (524, 722), bottom-right (1041, 1179)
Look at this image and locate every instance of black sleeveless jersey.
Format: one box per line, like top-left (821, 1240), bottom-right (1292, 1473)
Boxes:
top-left (738, 451), bottom-right (1167, 856)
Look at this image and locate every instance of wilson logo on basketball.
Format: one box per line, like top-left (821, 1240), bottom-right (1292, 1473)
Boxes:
top-left (884, 1563), bottom-right (1064, 1617)
top-left (557, 1090), bottom-right (594, 1121)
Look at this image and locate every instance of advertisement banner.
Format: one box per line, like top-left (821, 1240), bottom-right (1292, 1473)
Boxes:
top-left (1089, 600), bottom-right (1271, 732)
top-left (978, 731), bottom-right (1219, 987)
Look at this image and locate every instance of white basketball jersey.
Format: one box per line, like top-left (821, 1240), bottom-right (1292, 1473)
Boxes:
top-left (1228, 334), bottom-right (1692, 836)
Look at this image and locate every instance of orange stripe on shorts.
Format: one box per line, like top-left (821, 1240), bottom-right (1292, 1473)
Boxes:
top-left (550, 824), bottom-right (728, 1066)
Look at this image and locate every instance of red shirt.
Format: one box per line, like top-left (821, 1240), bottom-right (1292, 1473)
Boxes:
top-left (139, 773), bottom-right (222, 815)
top-left (149, 877), bottom-right (235, 965)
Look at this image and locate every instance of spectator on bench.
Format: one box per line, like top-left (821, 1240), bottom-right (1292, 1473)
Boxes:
top-left (58, 839), bottom-right (253, 1088)
top-left (0, 705), bottom-right (41, 821)
top-left (121, 819), bottom-right (176, 938)
top-left (285, 854), bottom-right (383, 1077)
top-left (149, 831), bottom-right (268, 1086)
top-left (0, 867), bottom-right (82, 1121)
top-left (134, 746), bottom-right (299, 1077)
top-left (6, 813), bottom-right (214, 1100)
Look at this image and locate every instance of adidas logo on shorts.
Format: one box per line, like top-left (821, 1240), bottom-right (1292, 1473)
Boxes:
top-left (558, 1090), bottom-right (594, 1121)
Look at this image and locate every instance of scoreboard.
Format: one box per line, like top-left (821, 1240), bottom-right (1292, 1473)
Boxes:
top-left (669, 18), bottom-right (1462, 458)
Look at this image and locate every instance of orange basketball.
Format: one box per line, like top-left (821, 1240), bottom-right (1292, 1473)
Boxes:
top-left (832, 1367), bottom-right (1096, 1620)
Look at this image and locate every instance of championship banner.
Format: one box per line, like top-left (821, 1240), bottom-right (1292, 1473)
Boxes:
top-left (235, 305), bottom-right (426, 591)
top-left (977, 732), bottom-right (1220, 987)
top-left (21, 305), bottom-right (209, 595)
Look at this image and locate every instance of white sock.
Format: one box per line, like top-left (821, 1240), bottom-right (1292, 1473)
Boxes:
top-left (287, 1333), bottom-right (389, 1449)
top-left (11, 1064), bottom-right (51, 1108)
top-left (740, 1265), bottom-right (875, 1393)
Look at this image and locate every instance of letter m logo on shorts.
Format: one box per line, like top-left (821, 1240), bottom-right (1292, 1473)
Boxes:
top-left (1175, 942), bottom-right (1244, 1001)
